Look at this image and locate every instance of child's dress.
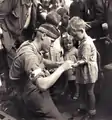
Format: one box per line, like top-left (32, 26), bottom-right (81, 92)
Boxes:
top-left (76, 36), bottom-right (98, 84)
top-left (64, 47), bottom-right (78, 81)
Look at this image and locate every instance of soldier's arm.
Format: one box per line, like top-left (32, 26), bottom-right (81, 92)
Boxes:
top-left (43, 58), bottom-right (63, 69)
top-left (35, 60), bottom-right (73, 91)
top-left (23, 52), bottom-right (73, 91)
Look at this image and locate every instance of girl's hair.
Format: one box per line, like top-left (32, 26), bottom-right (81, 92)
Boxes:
top-left (60, 32), bottom-right (79, 48)
top-left (60, 32), bottom-right (73, 48)
top-left (67, 16), bottom-right (90, 32)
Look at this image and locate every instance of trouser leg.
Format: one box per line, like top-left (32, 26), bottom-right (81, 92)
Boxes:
top-left (23, 82), bottom-right (66, 120)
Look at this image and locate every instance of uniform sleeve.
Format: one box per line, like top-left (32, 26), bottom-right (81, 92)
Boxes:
top-left (23, 52), bottom-right (43, 76)
top-left (0, 0), bottom-right (17, 22)
top-left (23, 52), bottom-right (46, 84)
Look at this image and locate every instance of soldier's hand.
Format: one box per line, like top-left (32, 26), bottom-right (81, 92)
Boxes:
top-left (72, 63), bottom-right (79, 68)
top-left (61, 60), bottom-right (74, 71)
top-left (56, 61), bottom-right (64, 66)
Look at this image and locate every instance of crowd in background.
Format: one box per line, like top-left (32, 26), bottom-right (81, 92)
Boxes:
top-left (0, 0), bottom-right (112, 120)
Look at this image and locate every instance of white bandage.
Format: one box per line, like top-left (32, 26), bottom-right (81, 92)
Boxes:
top-left (29, 68), bottom-right (45, 84)
top-left (30, 68), bottom-right (42, 78)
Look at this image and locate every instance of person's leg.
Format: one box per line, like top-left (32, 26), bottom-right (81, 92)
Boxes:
top-left (78, 84), bottom-right (87, 110)
top-left (73, 82), bottom-right (79, 100)
top-left (23, 81), bottom-right (66, 120)
top-left (81, 83), bottom-right (96, 120)
top-left (72, 84), bottom-right (87, 117)
top-left (86, 83), bottom-right (96, 115)
top-left (68, 81), bottom-right (76, 98)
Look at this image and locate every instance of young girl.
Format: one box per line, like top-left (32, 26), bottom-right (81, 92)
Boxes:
top-left (67, 17), bottom-right (98, 120)
top-left (61, 32), bottom-right (79, 100)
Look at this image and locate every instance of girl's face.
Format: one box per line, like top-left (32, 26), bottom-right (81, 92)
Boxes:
top-left (62, 33), bottom-right (74, 51)
top-left (64, 39), bottom-right (73, 51)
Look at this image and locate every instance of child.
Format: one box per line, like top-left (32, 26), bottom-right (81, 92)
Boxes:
top-left (67, 17), bottom-right (98, 120)
top-left (61, 32), bottom-right (79, 100)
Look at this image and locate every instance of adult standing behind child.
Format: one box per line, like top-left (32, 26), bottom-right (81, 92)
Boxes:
top-left (68, 17), bottom-right (98, 120)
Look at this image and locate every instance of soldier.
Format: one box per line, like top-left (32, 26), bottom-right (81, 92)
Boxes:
top-left (9, 23), bottom-right (73, 120)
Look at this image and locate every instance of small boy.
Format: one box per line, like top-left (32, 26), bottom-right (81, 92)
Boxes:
top-left (67, 17), bottom-right (98, 120)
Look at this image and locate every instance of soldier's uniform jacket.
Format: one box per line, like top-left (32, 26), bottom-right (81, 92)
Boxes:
top-left (0, 0), bottom-right (32, 52)
top-left (9, 41), bottom-right (65, 120)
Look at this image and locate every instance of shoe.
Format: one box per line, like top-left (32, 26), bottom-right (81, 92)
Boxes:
top-left (72, 108), bottom-right (87, 117)
top-left (104, 63), bottom-right (112, 71)
top-left (72, 94), bottom-right (79, 100)
top-left (81, 113), bottom-right (95, 120)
